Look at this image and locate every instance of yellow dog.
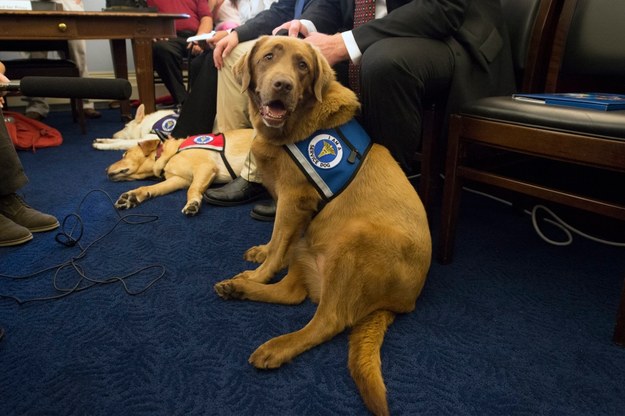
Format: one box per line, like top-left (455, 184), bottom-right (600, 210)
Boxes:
top-left (106, 129), bottom-right (254, 215)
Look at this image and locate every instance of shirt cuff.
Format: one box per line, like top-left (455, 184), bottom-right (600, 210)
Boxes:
top-left (342, 31), bottom-right (362, 64)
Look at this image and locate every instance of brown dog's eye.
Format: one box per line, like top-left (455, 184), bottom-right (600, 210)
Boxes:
top-left (298, 61), bottom-right (309, 71)
top-left (264, 53), bottom-right (273, 61)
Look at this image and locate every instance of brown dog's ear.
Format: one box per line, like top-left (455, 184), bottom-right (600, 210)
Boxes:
top-left (312, 44), bottom-right (336, 103)
top-left (233, 51), bottom-right (251, 93)
top-left (137, 139), bottom-right (160, 157)
top-left (234, 36), bottom-right (267, 93)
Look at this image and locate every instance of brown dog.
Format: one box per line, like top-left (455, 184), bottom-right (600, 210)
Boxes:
top-left (213, 36), bottom-right (431, 415)
top-left (106, 129), bottom-right (254, 215)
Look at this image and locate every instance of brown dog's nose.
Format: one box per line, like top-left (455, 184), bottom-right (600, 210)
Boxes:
top-left (272, 77), bottom-right (293, 93)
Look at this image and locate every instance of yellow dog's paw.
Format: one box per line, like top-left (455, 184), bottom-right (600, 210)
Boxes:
top-left (115, 192), bottom-right (139, 210)
top-left (182, 201), bottom-right (200, 216)
top-left (215, 277), bottom-right (244, 300)
top-left (249, 337), bottom-right (292, 369)
top-left (244, 244), bottom-right (268, 263)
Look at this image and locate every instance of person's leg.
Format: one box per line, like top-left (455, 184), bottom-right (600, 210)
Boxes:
top-left (0, 111), bottom-right (28, 195)
top-left (203, 40), bottom-right (267, 206)
top-left (171, 51), bottom-right (218, 137)
top-left (153, 36), bottom-right (190, 106)
top-left (0, 110), bottom-right (59, 246)
top-left (359, 38), bottom-right (454, 174)
top-left (215, 40), bottom-right (256, 132)
top-left (22, 51), bottom-right (50, 120)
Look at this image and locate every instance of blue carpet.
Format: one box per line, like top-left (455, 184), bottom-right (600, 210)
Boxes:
top-left (1, 108), bottom-right (624, 416)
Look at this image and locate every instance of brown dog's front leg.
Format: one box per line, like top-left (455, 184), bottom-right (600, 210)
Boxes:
top-left (214, 269), bottom-right (307, 303)
top-left (241, 204), bottom-right (309, 283)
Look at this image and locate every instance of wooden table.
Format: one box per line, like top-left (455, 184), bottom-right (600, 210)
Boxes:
top-left (0, 10), bottom-right (188, 118)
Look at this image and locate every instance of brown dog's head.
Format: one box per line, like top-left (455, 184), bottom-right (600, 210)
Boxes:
top-left (234, 36), bottom-right (359, 141)
top-left (106, 139), bottom-right (161, 181)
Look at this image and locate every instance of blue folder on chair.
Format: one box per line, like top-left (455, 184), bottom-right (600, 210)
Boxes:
top-left (512, 92), bottom-right (625, 111)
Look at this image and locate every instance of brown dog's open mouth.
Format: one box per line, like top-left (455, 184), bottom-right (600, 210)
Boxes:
top-left (260, 100), bottom-right (289, 127)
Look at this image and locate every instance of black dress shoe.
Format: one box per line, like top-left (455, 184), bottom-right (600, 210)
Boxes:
top-left (203, 177), bottom-right (268, 206)
top-left (250, 200), bottom-right (276, 222)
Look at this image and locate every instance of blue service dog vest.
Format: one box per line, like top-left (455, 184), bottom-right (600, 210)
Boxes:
top-left (151, 113), bottom-right (179, 140)
top-left (284, 119), bottom-right (372, 202)
top-left (177, 133), bottom-right (237, 179)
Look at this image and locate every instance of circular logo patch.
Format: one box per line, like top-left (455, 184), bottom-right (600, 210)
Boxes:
top-left (161, 117), bottom-right (177, 132)
top-left (193, 135), bottom-right (215, 145)
top-left (308, 134), bottom-right (343, 169)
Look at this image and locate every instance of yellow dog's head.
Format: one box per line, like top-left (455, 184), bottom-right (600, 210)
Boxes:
top-left (106, 138), bottom-right (180, 181)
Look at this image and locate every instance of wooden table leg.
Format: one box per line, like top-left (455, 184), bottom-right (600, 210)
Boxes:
top-left (131, 37), bottom-right (156, 114)
top-left (109, 38), bottom-right (132, 121)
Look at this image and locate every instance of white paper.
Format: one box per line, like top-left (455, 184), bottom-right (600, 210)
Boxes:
top-left (186, 31), bottom-right (216, 43)
top-left (0, 0), bottom-right (33, 10)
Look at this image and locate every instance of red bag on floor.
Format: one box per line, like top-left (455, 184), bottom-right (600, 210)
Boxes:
top-left (3, 111), bottom-right (63, 151)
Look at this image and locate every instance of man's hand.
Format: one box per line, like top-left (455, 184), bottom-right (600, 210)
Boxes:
top-left (0, 73), bottom-right (9, 108)
top-left (204, 30), bottom-right (230, 49)
top-left (188, 41), bottom-right (204, 56)
top-left (213, 31), bottom-right (240, 69)
top-left (272, 20), bottom-right (310, 38)
top-left (304, 33), bottom-right (349, 66)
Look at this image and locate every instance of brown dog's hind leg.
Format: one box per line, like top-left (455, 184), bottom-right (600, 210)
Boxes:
top-left (183, 169), bottom-right (217, 216)
top-left (243, 244), bottom-right (269, 263)
top-left (247, 286), bottom-right (349, 369)
top-left (247, 246), bottom-right (360, 369)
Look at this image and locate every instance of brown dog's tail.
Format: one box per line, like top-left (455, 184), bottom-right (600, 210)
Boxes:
top-left (348, 310), bottom-right (396, 416)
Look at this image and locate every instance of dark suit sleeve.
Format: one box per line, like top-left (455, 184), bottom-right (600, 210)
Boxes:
top-left (299, 0), bottom-right (354, 34)
top-left (234, 0), bottom-right (299, 42)
top-left (302, 0), bottom-right (504, 70)
top-left (300, 0), bottom-right (469, 39)
top-left (352, 0), bottom-right (470, 51)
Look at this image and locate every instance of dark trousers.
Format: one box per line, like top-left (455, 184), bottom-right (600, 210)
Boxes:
top-left (0, 109), bottom-right (28, 196)
top-left (171, 50), bottom-right (218, 137)
top-left (359, 37), bottom-right (455, 174)
top-left (152, 31), bottom-right (195, 106)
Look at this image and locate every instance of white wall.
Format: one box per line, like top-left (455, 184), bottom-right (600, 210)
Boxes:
top-left (83, 0), bottom-right (135, 73)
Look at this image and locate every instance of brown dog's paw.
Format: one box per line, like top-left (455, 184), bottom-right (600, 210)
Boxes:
top-left (214, 279), bottom-right (245, 300)
top-left (244, 244), bottom-right (268, 263)
top-left (182, 201), bottom-right (200, 216)
top-left (115, 192), bottom-right (139, 210)
top-left (249, 337), bottom-right (292, 369)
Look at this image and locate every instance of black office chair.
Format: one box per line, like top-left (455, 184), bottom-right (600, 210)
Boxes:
top-left (0, 40), bottom-right (86, 133)
top-left (416, 0), bottom-right (560, 210)
top-left (439, 0), bottom-right (625, 263)
top-left (437, 0), bottom-right (625, 342)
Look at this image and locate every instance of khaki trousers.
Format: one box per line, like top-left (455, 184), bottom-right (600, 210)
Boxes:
top-left (215, 40), bottom-right (261, 183)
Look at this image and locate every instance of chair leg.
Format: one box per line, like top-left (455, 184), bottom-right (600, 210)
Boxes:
top-left (419, 106), bottom-right (442, 211)
top-left (614, 276), bottom-right (625, 346)
top-left (438, 114), bottom-right (464, 264)
top-left (71, 98), bottom-right (86, 134)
